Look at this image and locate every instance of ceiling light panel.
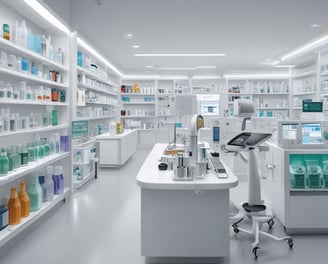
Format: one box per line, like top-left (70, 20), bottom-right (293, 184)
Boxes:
top-left (135, 53), bottom-right (226, 57)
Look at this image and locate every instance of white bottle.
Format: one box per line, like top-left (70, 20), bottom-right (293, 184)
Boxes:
top-left (20, 20), bottom-right (28, 48)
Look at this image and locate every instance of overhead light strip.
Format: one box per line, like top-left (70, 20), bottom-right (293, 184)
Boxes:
top-left (135, 53), bottom-right (226, 57)
top-left (281, 34), bottom-right (328, 61)
top-left (224, 73), bottom-right (290, 79)
top-left (78, 37), bottom-right (123, 77)
top-left (274, 65), bottom-right (295, 68)
top-left (24, 0), bottom-right (70, 34)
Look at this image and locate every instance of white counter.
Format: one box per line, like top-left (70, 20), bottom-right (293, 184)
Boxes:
top-left (136, 143), bottom-right (239, 259)
top-left (137, 143), bottom-right (238, 190)
top-left (95, 129), bottom-right (138, 167)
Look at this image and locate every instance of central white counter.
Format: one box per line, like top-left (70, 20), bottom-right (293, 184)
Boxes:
top-left (136, 143), bottom-right (238, 259)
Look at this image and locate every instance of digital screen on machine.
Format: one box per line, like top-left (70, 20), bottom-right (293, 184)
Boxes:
top-left (213, 127), bottom-right (220, 142)
top-left (200, 101), bottom-right (219, 115)
top-left (301, 123), bottom-right (323, 144)
top-left (282, 124), bottom-right (298, 140)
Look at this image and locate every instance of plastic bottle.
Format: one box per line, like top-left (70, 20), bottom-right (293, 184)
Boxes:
top-left (42, 170), bottom-right (54, 202)
top-left (52, 166), bottom-right (64, 195)
top-left (20, 21), bottom-right (28, 48)
top-left (19, 182), bottom-right (30, 217)
top-left (7, 147), bottom-right (14, 172)
top-left (20, 144), bottom-right (28, 166)
top-left (0, 204), bottom-right (8, 230)
top-left (37, 141), bottom-right (44, 159)
top-left (41, 138), bottom-right (50, 156)
top-left (27, 142), bottom-right (35, 162)
top-left (0, 148), bottom-right (9, 176)
top-left (7, 188), bottom-right (21, 225)
top-left (3, 24), bottom-right (10, 40)
top-left (27, 175), bottom-right (42, 211)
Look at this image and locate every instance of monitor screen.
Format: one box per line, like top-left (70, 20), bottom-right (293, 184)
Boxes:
top-left (200, 101), bottom-right (219, 115)
top-left (282, 124), bottom-right (298, 140)
top-left (301, 123), bottom-right (322, 144)
top-left (213, 127), bottom-right (220, 142)
top-left (302, 101), bottom-right (323, 113)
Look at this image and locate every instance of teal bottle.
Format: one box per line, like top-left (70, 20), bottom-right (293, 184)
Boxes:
top-left (27, 142), bottom-right (35, 162)
top-left (20, 144), bottom-right (28, 166)
top-left (41, 138), bottom-right (50, 157)
top-left (0, 148), bottom-right (9, 176)
top-left (7, 147), bottom-right (14, 172)
top-left (33, 142), bottom-right (38, 160)
top-left (27, 175), bottom-right (42, 211)
top-left (37, 141), bottom-right (44, 159)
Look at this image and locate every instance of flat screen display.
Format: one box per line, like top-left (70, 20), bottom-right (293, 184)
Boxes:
top-left (302, 101), bottom-right (323, 113)
top-left (282, 124), bottom-right (298, 140)
top-left (213, 127), bottom-right (220, 142)
top-left (301, 123), bottom-right (322, 144)
top-left (200, 101), bottom-right (219, 115)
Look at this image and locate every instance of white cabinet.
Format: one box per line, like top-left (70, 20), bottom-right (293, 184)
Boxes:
top-left (262, 142), bottom-right (328, 234)
top-left (96, 129), bottom-right (138, 167)
top-left (0, 0), bottom-right (71, 247)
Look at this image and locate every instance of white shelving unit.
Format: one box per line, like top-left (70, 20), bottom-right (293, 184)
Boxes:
top-left (226, 78), bottom-right (289, 118)
top-left (120, 79), bottom-right (157, 131)
top-left (0, 0), bottom-right (72, 248)
top-left (70, 32), bottom-right (121, 188)
top-left (290, 62), bottom-right (319, 119)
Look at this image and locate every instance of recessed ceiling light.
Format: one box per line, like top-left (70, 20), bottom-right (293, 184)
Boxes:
top-left (132, 45), bottom-right (140, 49)
top-left (135, 53), bottom-right (226, 57)
top-left (311, 24), bottom-right (320, 29)
top-left (124, 33), bottom-right (134, 39)
top-left (146, 66), bottom-right (153, 69)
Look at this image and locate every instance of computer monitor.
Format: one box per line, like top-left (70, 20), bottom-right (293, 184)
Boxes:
top-left (301, 123), bottom-right (323, 144)
top-left (282, 123), bottom-right (298, 140)
top-left (200, 101), bottom-right (219, 115)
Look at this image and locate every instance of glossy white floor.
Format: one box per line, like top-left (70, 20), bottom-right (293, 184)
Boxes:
top-left (1, 147), bottom-right (328, 264)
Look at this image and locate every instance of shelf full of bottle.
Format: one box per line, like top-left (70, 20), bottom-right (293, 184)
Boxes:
top-left (121, 83), bottom-right (156, 95)
top-left (0, 19), bottom-right (67, 70)
top-left (123, 119), bottom-right (156, 130)
top-left (77, 89), bottom-right (119, 106)
top-left (0, 80), bottom-right (67, 105)
top-left (75, 105), bottom-right (119, 121)
top-left (0, 132), bottom-right (70, 183)
top-left (121, 94), bottom-right (156, 105)
top-left (0, 166), bottom-right (69, 243)
top-left (72, 143), bottom-right (96, 187)
top-left (77, 50), bottom-right (117, 87)
top-left (228, 79), bottom-right (289, 94)
top-left (77, 71), bottom-right (119, 95)
top-left (292, 77), bottom-right (316, 96)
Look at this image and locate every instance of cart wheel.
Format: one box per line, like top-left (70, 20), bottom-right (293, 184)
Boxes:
top-left (268, 219), bottom-right (275, 229)
top-left (233, 227), bottom-right (239, 233)
top-left (287, 239), bottom-right (294, 249)
top-left (252, 246), bottom-right (260, 258)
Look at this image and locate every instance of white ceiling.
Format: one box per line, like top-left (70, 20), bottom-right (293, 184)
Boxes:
top-left (46, 0), bottom-right (328, 76)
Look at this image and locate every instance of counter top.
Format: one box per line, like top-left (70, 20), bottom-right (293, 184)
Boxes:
top-left (136, 143), bottom-right (239, 190)
top-left (95, 129), bottom-right (137, 139)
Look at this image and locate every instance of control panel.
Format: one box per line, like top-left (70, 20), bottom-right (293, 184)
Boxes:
top-left (278, 120), bottom-right (328, 148)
